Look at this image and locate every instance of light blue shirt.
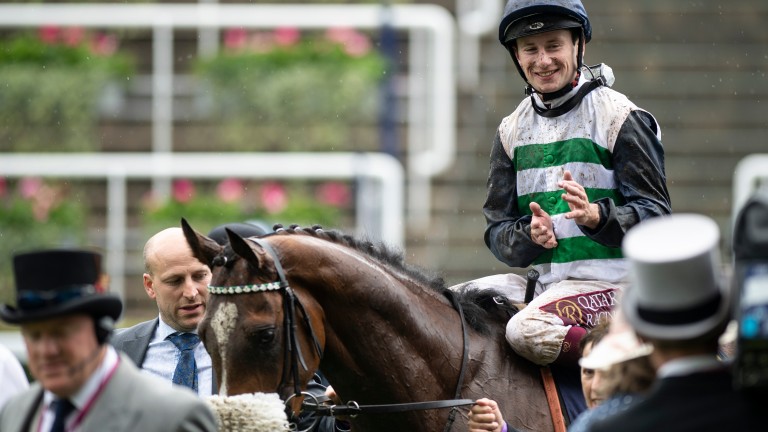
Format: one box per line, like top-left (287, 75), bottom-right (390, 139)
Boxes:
top-left (141, 316), bottom-right (213, 397)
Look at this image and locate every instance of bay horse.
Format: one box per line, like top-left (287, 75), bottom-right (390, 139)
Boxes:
top-left (182, 220), bottom-right (556, 432)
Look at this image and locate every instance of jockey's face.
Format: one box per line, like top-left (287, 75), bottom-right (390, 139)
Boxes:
top-left (514, 29), bottom-right (580, 95)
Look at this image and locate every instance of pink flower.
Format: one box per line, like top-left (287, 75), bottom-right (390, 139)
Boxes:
top-left (18, 177), bottom-right (43, 199)
top-left (31, 184), bottom-right (60, 222)
top-left (274, 27), bottom-right (300, 47)
top-left (38, 26), bottom-right (60, 44)
top-left (216, 178), bottom-right (245, 203)
top-left (61, 27), bottom-right (85, 47)
top-left (325, 27), bottom-right (371, 57)
top-left (316, 182), bottom-right (350, 207)
top-left (343, 34), bottom-right (371, 57)
top-left (260, 182), bottom-right (287, 214)
top-left (172, 179), bottom-right (196, 203)
top-left (141, 190), bottom-right (162, 212)
top-left (224, 28), bottom-right (248, 51)
top-left (248, 31), bottom-right (275, 53)
top-left (91, 33), bottom-right (118, 56)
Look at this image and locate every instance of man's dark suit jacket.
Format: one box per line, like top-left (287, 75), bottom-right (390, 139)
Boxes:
top-left (110, 318), bottom-right (217, 394)
top-left (591, 368), bottom-right (763, 432)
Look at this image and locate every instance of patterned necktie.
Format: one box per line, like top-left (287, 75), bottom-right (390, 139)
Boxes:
top-left (49, 398), bottom-right (76, 432)
top-left (168, 332), bottom-right (200, 392)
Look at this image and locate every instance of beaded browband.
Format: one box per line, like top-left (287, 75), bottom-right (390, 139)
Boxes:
top-left (207, 281), bottom-right (283, 295)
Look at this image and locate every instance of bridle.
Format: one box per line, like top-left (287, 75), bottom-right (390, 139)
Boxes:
top-left (209, 237), bottom-right (324, 431)
top-left (208, 236), bottom-right (474, 432)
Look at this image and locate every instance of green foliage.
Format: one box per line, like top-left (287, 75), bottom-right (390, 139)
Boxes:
top-left (0, 179), bottom-right (88, 306)
top-left (0, 34), bottom-right (132, 75)
top-left (263, 192), bottom-right (343, 228)
top-left (195, 31), bottom-right (386, 151)
top-left (0, 31), bottom-right (134, 152)
top-left (143, 195), bottom-right (246, 236)
top-left (142, 179), bottom-right (348, 237)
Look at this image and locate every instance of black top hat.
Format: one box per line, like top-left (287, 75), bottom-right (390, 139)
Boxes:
top-left (207, 222), bottom-right (268, 246)
top-left (0, 249), bottom-right (122, 324)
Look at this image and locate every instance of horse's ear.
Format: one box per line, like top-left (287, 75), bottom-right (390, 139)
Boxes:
top-left (181, 218), bottom-right (222, 267)
top-left (226, 228), bottom-right (259, 266)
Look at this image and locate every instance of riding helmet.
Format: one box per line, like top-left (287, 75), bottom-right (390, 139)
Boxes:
top-left (498, 0), bottom-right (591, 90)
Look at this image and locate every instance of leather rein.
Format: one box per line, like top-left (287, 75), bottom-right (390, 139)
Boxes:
top-left (209, 237), bottom-right (474, 432)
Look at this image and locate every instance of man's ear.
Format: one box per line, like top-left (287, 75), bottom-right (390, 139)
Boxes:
top-left (143, 273), bottom-right (157, 300)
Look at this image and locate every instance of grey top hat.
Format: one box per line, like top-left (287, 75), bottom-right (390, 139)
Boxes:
top-left (0, 249), bottom-right (122, 324)
top-left (621, 214), bottom-right (730, 340)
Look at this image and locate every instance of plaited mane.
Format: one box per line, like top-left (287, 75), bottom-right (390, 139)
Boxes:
top-left (264, 225), bottom-right (515, 335)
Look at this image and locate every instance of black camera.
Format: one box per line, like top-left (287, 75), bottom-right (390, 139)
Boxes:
top-left (733, 185), bottom-right (768, 391)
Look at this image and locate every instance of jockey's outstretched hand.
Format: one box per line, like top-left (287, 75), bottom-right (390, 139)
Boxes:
top-left (469, 398), bottom-right (505, 432)
top-left (529, 202), bottom-right (558, 249)
top-left (558, 170), bottom-right (600, 229)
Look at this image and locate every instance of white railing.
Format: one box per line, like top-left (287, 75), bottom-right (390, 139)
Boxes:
top-left (456, 0), bottom-right (503, 89)
top-left (0, 153), bottom-right (404, 300)
top-left (0, 3), bottom-right (455, 226)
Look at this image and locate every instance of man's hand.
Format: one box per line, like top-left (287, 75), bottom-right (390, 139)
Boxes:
top-left (529, 202), bottom-right (558, 248)
top-left (469, 398), bottom-right (505, 432)
top-left (324, 385), bottom-right (351, 423)
top-left (559, 170), bottom-right (600, 229)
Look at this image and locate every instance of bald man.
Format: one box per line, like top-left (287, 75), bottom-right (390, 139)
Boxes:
top-left (111, 227), bottom-right (215, 396)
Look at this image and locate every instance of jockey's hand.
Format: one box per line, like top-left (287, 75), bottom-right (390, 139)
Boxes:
top-left (558, 170), bottom-right (600, 230)
top-left (529, 202), bottom-right (558, 249)
top-left (469, 398), bottom-right (505, 432)
top-left (324, 385), bottom-right (351, 423)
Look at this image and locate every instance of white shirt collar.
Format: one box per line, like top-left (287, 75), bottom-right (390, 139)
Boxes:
top-left (152, 314), bottom-right (197, 343)
top-left (657, 354), bottom-right (724, 378)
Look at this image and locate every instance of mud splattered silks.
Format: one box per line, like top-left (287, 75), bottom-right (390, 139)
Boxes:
top-left (481, 70), bottom-right (670, 366)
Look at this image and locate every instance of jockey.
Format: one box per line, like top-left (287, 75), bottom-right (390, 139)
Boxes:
top-left (474, 0), bottom-right (672, 367)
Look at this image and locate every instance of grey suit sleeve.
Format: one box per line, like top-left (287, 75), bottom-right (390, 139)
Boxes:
top-left (176, 401), bottom-right (219, 432)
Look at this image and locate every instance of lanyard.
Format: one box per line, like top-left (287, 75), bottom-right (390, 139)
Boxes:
top-left (37, 357), bottom-right (121, 432)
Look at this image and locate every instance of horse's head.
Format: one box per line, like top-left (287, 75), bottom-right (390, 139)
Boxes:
top-left (181, 219), bottom-right (325, 413)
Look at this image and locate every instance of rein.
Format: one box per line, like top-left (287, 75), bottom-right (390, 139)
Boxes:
top-left (209, 237), bottom-right (475, 432)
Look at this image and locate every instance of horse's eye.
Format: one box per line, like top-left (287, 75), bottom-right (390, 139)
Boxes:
top-left (249, 327), bottom-right (276, 346)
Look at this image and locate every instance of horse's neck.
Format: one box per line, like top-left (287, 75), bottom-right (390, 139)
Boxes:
top-left (304, 267), bottom-right (553, 431)
top-left (324, 287), bottom-right (475, 399)
top-left (287, 240), bottom-right (554, 430)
